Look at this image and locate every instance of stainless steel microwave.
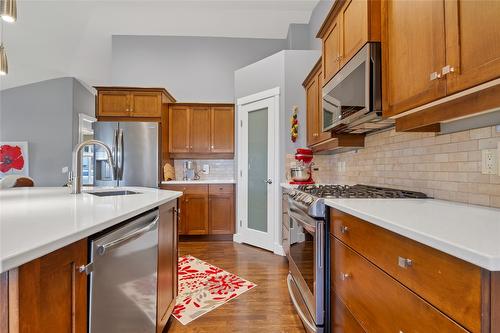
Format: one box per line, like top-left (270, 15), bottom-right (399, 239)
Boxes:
top-left (322, 42), bottom-right (391, 134)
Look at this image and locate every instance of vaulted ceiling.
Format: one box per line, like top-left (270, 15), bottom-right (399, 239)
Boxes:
top-left (0, 0), bottom-right (319, 90)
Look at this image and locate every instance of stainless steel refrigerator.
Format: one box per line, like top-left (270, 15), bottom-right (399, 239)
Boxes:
top-left (93, 122), bottom-right (159, 188)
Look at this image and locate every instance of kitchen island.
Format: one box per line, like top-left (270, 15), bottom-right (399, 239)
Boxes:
top-left (325, 199), bottom-right (500, 332)
top-left (0, 186), bottom-right (182, 333)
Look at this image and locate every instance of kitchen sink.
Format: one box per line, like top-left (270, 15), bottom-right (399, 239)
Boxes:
top-left (87, 190), bottom-right (140, 197)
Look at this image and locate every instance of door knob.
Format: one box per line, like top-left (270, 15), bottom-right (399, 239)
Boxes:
top-left (264, 179), bottom-right (273, 184)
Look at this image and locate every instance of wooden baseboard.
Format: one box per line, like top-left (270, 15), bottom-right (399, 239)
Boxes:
top-left (179, 234), bottom-right (233, 242)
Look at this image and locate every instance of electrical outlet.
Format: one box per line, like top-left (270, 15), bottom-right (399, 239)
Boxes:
top-left (482, 149), bottom-right (498, 175)
top-left (201, 164), bottom-right (210, 175)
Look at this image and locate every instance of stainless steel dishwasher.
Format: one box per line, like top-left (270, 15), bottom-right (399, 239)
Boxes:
top-left (88, 209), bottom-right (159, 333)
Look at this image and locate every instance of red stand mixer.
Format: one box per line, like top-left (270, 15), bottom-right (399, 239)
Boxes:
top-left (289, 148), bottom-right (315, 185)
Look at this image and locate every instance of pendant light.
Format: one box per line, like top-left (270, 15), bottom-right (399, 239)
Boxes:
top-left (0, 44), bottom-right (7, 76)
top-left (0, 0), bottom-right (16, 23)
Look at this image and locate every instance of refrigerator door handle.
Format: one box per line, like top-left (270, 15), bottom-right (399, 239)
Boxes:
top-left (117, 129), bottom-right (124, 180)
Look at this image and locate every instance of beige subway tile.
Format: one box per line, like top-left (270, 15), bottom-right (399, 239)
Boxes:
top-left (479, 138), bottom-right (500, 150)
top-left (450, 130), bottom-right (470, 143)
top-left (435, 134), bottom-right (451, 144)
top-left (448, 152), bottom-right (468, 162)
top-left (470, 127), bottom-right (492, 139)
top-left (468, 193), bottom-right (490, 206)
top-left (440, 143), bottom-right (458, 153)
top-left (448, 172), bottom-right (468, 182)
top-left (457, 140), bottom-right (479, 152)
top-left (434, 153), bottom-right (449, 162)
top-left (458, 161), bottom-right (479, 172)
top-left (467, 151), bottom-right (482, 161)
top-left (490, 196), bottom-right (500, 208)
top-left (468, 172), bottom-right (492, 184)
top-left (440, 162), bottom-right (459, 172)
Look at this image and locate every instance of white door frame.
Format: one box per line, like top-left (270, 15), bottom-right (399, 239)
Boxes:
top-left (234, 87), bottom-right (283, 255)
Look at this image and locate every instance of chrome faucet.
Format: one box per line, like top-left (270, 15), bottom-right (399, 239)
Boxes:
top-left (69, 140), bottom-right (115, 194)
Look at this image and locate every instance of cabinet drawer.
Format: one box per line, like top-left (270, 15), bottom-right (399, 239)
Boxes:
top-left (331, 209), bottom-right (482, 332)
top-left (332, 238), bottom-right (468, 333)
top-left (162, 184), bottom-right (208, 195)
top-left (208, 184), bottom-right (233, 195)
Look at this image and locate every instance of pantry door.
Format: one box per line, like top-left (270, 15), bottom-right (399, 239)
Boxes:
top-left (236, 88), bottom-right (280, 253)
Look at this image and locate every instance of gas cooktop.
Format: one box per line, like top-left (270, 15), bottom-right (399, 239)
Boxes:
top-left (297, 184), bottom-right (428, 199)
top-left (289, 184), bottom-right (429, 219)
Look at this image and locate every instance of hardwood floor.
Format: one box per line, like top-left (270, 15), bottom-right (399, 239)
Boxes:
top-left (167, 241), bottom-right (305, 333)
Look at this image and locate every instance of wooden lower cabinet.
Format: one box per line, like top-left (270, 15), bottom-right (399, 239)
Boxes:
top-left (157, 201), bottom-right (178, 333)
top-left (329, 208), bottom-right (500, 333)
top-left (0, 239), bottom-right (88, 333)
top-left (162, 184), bottom-right (235, 236)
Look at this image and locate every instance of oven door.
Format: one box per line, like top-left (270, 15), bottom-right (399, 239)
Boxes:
top-left (287, 206), bottom-right (325, 332)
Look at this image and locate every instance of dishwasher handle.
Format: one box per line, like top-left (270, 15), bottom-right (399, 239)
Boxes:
top-left (97, 215), bottom-right (159, 256)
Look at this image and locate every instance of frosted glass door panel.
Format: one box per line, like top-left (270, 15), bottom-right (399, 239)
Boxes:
top-left (248, 108), bottom-right (268, 233)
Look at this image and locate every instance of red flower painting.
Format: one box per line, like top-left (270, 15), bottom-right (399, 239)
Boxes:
top-left (0, 144), bottom-right (25, 173)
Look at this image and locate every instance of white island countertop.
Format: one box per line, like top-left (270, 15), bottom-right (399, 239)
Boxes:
top-left (161, 179), bottom-right (236, 185)
top-left (325, 198), bottom-right (500, 271)
top-left (0, 187), bottom-right (182, 273)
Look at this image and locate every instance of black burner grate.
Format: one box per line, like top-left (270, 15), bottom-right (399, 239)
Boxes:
top-left (297, 184), bottom-right (428, 199)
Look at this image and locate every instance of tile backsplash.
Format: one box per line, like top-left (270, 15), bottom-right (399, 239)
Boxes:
top-left (172, 159), bottom-right (235, 181)
top-left (290, 126), bottom-right (500, 208)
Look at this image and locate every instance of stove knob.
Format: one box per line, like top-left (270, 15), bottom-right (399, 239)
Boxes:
top-left (304, 196), bottom-right (314, 204)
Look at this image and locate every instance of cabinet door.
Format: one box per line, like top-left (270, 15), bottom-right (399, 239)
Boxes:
top-left (190, 106), bottom-right (211, 153)
top-left (445, 0), bottom-right (500, 94)
top-left (185, 193), bottom-right (209, 235)
top-left (130, 91), bottom-right (162, 117)
top-left (98, 91), bottom-right (130, 117)
top-left (169, 105), bottom-right (190, 153)
top-left (209, 193), bottom-right (234, 235)
top-left (157, 201), bottom-right (178, 333)
top-left (16, 239), bottom-right (88, 333)
top-left (339, 0), bottom-right (368, 68)
top-left (316, 69), bottom-right (331, 143)
top-left (383, 0), bottom-right (447, 116)
top-left (210, 106), bottom-right (234, 153)
top-left (178, 197), bottom-right (187, 235)
top-left (306, 75), bottom-right (319, 147)
top-left (323, 17), bottom-right (341, 85)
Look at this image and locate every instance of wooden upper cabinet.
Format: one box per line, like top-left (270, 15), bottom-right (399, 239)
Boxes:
top-left (130, 91), bottom-right (162, 117)
top-left (211, 106), bottom-right (234, 153)
top-left (318, 0), bottom-right (380, 86)
top-left (169, 105), bottom-right (190, 153)
top-left (190, 107), bottom-right (211, 153)
top-left (445, 0), bottom-right (500, 95)
top-left (382, 0), bottom-right (447, 117)
top-left (98, 90), bottom-right (131, 117)
top-left (304, 59), bottom-right (332, 148)
top-left (306, 73), bottom-right (319, 146)
top-left (339, 0), bottom-right (368, 67)
top-left (323, 17), bottom-right (341, 84)
top-left (96, 87), bottom-right (175, 118)
top-left (168, 103), bottom-right (235, 157)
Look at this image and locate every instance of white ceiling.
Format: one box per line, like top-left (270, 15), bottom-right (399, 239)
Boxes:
top-left (0, 0), bottom-right (319, 90)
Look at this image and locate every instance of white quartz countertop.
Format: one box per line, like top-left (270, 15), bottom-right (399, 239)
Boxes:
top-left (161, 180), bottom-right (236, 185)
top-left (325, 198), bottom-right (500, 271)
top-left (0, 187), bottom-right (182, 273)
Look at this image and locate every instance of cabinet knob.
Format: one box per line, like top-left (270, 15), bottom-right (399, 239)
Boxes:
top-left (441, 65), bottom-right (455, 76)
top-left (211, 145), bottom-right (214, 149)
top-left (340, 272), bottom-right (351, 281)
top-left (429, 71), bottom-right (442, 81)
top-left (398, 256), bottom-right (413, 269)
top-left (126, 108), bottom-right (129, 112)
top-left (340, 225), bottom-right (349, 234)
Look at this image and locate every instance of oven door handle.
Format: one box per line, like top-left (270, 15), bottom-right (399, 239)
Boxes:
top-left (287, 274), bottom-right (317, 333)
top-left (288, 210), bottom-right (316, 234)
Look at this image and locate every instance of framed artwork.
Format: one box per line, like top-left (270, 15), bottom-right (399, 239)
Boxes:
top-left (0, 142), bottom-right (29, 177)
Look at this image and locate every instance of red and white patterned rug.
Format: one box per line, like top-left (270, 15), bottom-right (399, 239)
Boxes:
top-left (172, 255), bottom-right (257, 325)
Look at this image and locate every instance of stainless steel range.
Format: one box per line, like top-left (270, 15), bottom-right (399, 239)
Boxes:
top-left (285, 184), bottom-right (428, 333)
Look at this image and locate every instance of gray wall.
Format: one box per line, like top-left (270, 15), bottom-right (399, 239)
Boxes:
top-left (111, 35), bottom-right (287, 103)
top-left (234, 50), bottom-right (320, 181)
top-left (0, 77), bottom-right (95, 186)
top-left (308, 0), bottom-right (334, 50)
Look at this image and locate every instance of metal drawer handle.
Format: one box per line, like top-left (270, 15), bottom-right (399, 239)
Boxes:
top-left (287, 274), bottom-right (317, 332)
top-left (340, 272), bottom-right (351, 281)
top-left (97, 216), bottom-right (159, 256)
top-left (398, 256), bottom-right (413, 269)
top-left (340, 225), bottom-right (349, 234)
